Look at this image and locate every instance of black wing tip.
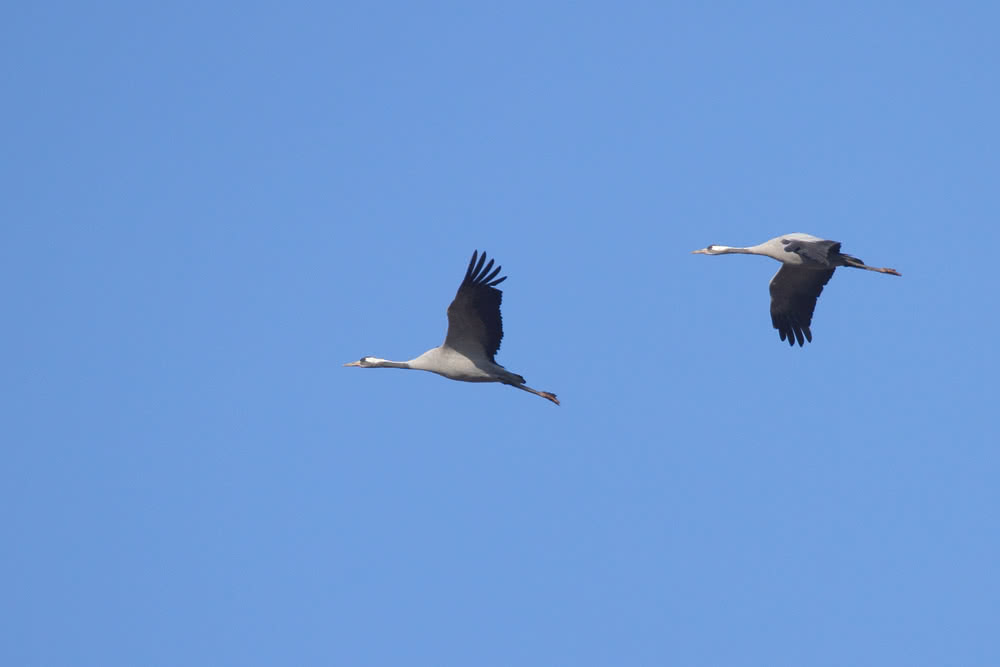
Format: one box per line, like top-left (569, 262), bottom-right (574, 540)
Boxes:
top-left (775, 319), bottom-right (812, 347)
top-left (464, 249), bottom-right (507, 287)
top-left (465, 250), bottom-right (480, 279)
top-left (778, 327), bottom-right (799, 346)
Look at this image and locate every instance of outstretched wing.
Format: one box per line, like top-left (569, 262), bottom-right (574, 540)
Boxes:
top-left (769, 265), bottom-right (835, 346)
top-left (444, 250), bottom-right (508, 361)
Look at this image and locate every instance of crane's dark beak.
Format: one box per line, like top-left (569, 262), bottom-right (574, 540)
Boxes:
top-left (343, 361), bottom-right (362, 367)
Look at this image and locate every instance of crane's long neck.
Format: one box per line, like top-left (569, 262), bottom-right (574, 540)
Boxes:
top-left (369, 358), bottom-right (412, 369)
top-left (714, 244), bottom-right (766, 256)
top-left (708, 244), bottom-right (786, 261)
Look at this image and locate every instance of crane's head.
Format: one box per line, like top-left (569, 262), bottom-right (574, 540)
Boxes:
top-left (691, 244), bottom-right (727, 255)
top-left (344, 356), bottom-right (380, 367)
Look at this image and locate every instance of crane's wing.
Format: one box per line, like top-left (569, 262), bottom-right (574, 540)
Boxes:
top-left (444, 250), bottom-right (508, 361)
top-left (769, 265), bottom-right (835, 346)
top-left (780, 238), bottom-right (841, 268)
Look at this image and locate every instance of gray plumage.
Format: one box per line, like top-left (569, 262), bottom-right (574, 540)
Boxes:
top-left (345, 251), bottom-right (559, 404)
top-left (693, 233), bottom-right (902, 346)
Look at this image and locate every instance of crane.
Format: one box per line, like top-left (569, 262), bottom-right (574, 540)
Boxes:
top-left (345, 251), bottom-right (559, 404)
top-left (692, 233), bottom-right (901, 346)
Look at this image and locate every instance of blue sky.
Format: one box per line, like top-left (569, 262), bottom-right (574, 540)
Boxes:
top-left (3, 2), bottom-right (998, 665)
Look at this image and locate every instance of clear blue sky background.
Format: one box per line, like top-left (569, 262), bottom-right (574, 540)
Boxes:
top-left (3, 2), bottom-right (998, 665)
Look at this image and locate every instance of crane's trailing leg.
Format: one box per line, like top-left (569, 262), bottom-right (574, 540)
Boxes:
top-left (839, 253), bottom-right (902, 276)
top-left (511, 383), bottom-right (560, 405)
top-left (495, 367), bottom-right (559, 405)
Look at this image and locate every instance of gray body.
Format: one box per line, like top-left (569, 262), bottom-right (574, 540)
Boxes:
top-left (407, 346), bottom-right (524, 384)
